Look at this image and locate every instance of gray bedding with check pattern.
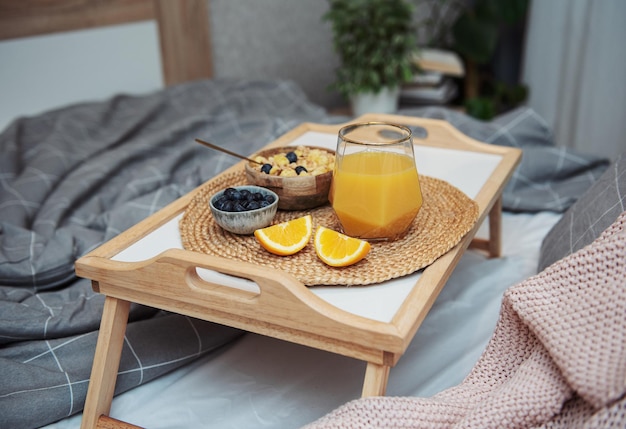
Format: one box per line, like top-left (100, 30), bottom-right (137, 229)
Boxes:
top-left (0, 79), bottom-right (609, 429)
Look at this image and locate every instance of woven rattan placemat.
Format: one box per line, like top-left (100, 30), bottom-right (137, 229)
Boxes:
top-left (180, 171), bottom-right (478, 286)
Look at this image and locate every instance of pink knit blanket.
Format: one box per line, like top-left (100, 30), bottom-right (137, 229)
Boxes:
top-left (304, 211), bottom-right (626, 428)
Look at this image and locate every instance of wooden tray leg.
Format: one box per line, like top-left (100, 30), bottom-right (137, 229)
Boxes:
top-left (81, 296), bottom-right (131, 429)
top-left (487, 196), bottom-right (502, 258)
top-left (470, 196), bottom-right (502, 258)
top-left (361, 362), bottom-right (390, 397)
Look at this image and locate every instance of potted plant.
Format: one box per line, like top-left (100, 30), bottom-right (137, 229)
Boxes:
top-left (324, 0), bottom-right (417, 116)
top-left (449, 0), bottom-right (529, 119)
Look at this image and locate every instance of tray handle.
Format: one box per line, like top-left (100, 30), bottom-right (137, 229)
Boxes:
top-left (76, 249), bottom-right (402, 353)
top-left (346, 114), bottom-right (509, 154)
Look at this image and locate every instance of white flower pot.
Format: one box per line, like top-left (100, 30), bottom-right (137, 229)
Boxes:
top-left (350, 86), bottom-right (400, 117)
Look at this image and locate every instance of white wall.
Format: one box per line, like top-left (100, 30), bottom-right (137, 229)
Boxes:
top-left (0, 22), bottom-right (163, 131)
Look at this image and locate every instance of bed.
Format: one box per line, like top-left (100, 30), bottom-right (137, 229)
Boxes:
top-left (1, 2), bottom-right (623, 429)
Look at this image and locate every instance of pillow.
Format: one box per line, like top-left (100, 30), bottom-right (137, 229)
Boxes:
top-left (538, 150), bottom-right (626, 271)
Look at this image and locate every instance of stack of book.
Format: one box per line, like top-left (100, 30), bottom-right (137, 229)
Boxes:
top-left (401, 48), bottom-right (465, 106)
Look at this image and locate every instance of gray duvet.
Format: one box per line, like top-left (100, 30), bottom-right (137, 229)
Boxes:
top-left (0, 79), bottom-right (608, 428)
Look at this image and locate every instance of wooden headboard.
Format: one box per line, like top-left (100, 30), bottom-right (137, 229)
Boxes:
top-left (0, 0), bottom-right (213, 86)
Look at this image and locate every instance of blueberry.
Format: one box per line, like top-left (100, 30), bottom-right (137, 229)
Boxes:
top-left (214, 196), bottom-right (228, 209)
top-left (240, 189), bottom-right (251, 200)
top-left (261, 163), bottom-right (272, 174)
top-left (232, 201), bottom-right (247, 212)
top-left (246, 200), bottom-right (261, 210)
top-left (286, 151), bottom-right (297, 163)
top-left (214, 187), bottom-right (276, 213)
top-left (224, 188), bottom-right (243, 201)
top-left (295, 166), bottom-right (308, 175)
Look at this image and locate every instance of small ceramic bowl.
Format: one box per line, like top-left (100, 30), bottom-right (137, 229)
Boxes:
top-left (244, 146), bottom-right (334, 211)
top-left (209, 185), bottom-right (279, 235)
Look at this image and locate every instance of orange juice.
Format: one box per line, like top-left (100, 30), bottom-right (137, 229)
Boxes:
top-left (329, 150), bottom-right (422, 240)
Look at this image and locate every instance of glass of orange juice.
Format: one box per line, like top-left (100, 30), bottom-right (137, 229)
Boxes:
top-left (329, 122), bottom-right (422, 241)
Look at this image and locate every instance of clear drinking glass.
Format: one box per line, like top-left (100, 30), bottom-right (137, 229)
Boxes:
top-left (329, 122), bottom-right (422, 241)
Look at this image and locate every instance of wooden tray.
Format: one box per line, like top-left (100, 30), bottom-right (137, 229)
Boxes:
top-left (75, 114), bottom-right (521, 404)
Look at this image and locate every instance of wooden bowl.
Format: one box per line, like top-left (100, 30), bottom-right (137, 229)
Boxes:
top-left (244, 146), bottom-right (334, 211)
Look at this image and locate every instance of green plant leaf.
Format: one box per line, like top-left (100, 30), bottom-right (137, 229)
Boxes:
top-left (474, 0), bottom-right (500, 22)
top-left (324, 0), bottom-right (417, 97)
top-left (452, 14), bottom-right (498, 64)
top-left (465, 97), bottom-right (496, 120)
top-left (489, 0), bottom-right (529, 24)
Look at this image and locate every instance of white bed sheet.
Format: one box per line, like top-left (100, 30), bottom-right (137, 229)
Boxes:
top-left (44, 210), bottom-right (561, 429)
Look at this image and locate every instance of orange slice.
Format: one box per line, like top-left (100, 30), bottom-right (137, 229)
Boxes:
top-left (254, 215), bottom-right (313, 256)
top-left (314, 226), bottom-right (371, 267)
